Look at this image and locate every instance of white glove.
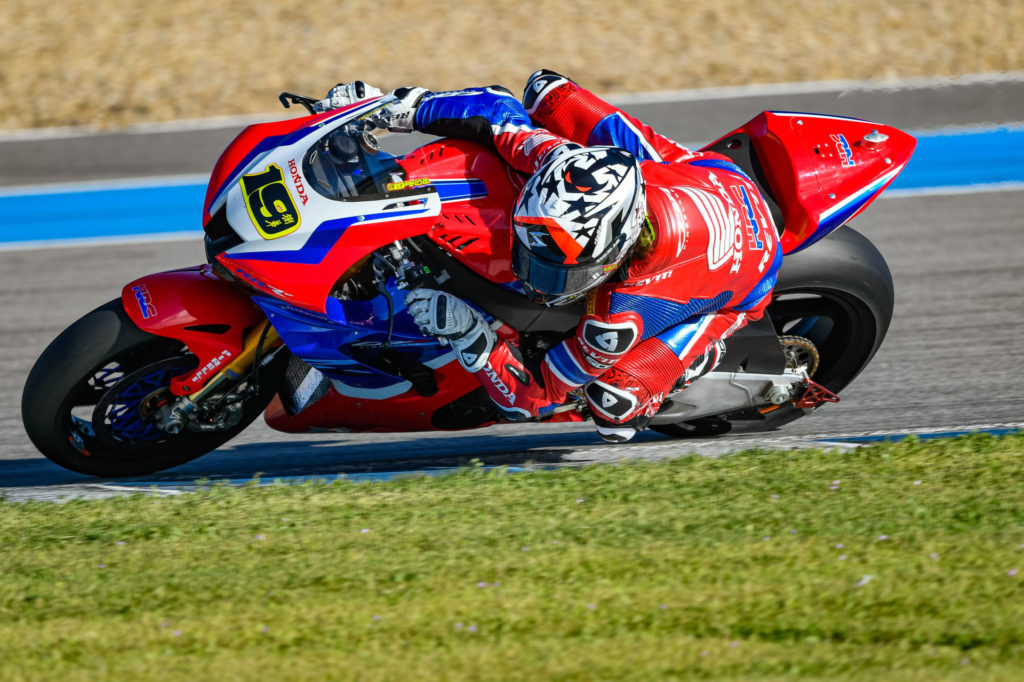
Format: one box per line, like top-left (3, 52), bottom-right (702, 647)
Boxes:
top-left (314, 81), bottom-right (383, 113)
top-left (314, 82), bottom-right (427, 133)
top-left (405, 288), bottom-right (495, 372)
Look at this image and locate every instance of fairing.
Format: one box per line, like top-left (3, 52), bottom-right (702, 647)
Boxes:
top-left (703, 111), bottom-right (916, 253)
top-left (121, 265), bottom-right (268, 396)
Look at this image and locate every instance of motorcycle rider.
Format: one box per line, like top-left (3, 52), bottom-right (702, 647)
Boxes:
top-left (315, 72), bottom-right (781, 442)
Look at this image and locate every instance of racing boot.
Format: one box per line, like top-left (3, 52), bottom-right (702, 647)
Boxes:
top-left (522, 69), bottom-right (576, 121)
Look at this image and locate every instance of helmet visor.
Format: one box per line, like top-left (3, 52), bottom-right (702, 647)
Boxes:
top-left (512, 239), bottom-right (615, 305)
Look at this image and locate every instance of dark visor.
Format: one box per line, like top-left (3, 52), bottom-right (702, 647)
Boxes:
top-left (512, 241), bottom-right (611, 304)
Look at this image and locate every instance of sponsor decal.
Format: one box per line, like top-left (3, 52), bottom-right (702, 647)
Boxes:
top-left (730, 183), bottom-right (776, 273)
top-left (621, 271), bottom-right (673, 287)
top-left (731, 185), bottom-right (764, 250)
top-left (585, 291), bottom-right (597, 316)
top-left (830, 133), bottom-right (855, 167)
top-left (681, 186), bottom-right (743, 273)
top-left (482, 363), bottom-right (517, 404)
top-left (581, 319), bottom-right (637, 355)
top-left (189, 349), bottom-right (233, 385)
top-left (240, 163), bottom-right (301, 239)
top-left (579, 344), bottom-right (614, 369)
top-left (386, 178), bottom-right (432, 192)
top-left (584, 381), bottom-right (636, 419)
top-left (287, 159), bottom-right (309, 205)
top-left (132, 284), bottom-right (157, 319)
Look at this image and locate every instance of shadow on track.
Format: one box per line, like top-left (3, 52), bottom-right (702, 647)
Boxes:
top-left (0, 429), bottom-right (665, 488)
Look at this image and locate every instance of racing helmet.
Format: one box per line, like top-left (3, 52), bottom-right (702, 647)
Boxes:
top-left (511, 146), bottom-right (646, 306)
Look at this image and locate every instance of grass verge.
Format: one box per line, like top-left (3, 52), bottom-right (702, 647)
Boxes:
top-left (2, 434), bottom-right (1023, 680)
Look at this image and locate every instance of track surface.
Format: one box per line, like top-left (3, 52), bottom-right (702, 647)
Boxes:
top-left (2, 78), bottom-right (1022, 496)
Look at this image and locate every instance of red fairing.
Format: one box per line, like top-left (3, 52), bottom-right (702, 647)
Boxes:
top-left (264, 357), bottom-right (487, 432)
top-left (203, 107), bottom-right (362, 225)
top-left (216, 214), bottom-right (439, 313)
top-left (399, 138), bottom-right (527, 283)
top-left (704, 112), bottom-right (916, 253)
top-left (121, 265), bottom-right (266, 396)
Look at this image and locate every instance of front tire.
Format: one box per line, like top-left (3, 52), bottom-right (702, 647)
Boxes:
top-left (21, 299), bottom-right (282, 477)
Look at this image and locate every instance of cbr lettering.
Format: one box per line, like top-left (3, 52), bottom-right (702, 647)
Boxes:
top-left (189, 349), bottom-right (233, 384)
top-left (132, 284), bottom-right (157, 319)
top-left (239, 163), bottom-right (302, 239)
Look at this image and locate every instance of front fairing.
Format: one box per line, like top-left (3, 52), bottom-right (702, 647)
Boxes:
top-left (205, 96), bottom-right (442, 314)
top-left (252, 275), bottom-right (457, 400)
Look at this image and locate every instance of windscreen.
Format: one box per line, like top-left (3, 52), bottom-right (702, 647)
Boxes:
top-left (303, 124), bottom-right (405, 201)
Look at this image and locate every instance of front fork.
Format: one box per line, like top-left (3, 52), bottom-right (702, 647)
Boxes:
top-left (157, 322), bottom-right (282, 433)
top-left (122, 264), bottom-right (284, 433)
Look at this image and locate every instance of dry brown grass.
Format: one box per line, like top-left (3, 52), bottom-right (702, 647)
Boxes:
top-left (2, 0), bottom-right (1022, 130)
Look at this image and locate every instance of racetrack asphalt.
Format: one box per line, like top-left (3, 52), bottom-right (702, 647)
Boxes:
top-left (2, 77), bottom-right (1022, 498)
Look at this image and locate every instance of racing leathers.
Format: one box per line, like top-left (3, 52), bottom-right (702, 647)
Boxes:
top-left (410, 75), bottom-right (781, 429)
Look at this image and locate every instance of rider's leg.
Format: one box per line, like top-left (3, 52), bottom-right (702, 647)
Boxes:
top-left (585, 308), bottom-right (757, 443)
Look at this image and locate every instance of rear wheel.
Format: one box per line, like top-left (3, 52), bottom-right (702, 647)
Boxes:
top-left (21, 299), bottom-right (283, 477)
top-left (651, 225), bottom-right (894, 437)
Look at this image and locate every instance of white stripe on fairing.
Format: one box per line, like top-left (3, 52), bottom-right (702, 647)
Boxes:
top-left (819, 166), bottom-right (903, 222)
top-left (329, 378), bottom-right (412, 399)
top-left (770, 112), bottom-right (868, 122)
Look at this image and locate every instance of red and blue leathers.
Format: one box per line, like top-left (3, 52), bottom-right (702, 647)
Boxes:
top-left (413, 79), bottom-right (782, 425)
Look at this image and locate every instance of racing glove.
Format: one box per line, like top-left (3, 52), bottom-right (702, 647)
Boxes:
top-left (314, 82), bottom-right (428, 133)
top-left (405, 289), bottom-right (495, 373)
top-left (314, 81), bottom-right (383, 112)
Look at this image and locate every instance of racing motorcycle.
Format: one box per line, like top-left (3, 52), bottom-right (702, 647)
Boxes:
top-left (21, 92), bottom-right (916, 476)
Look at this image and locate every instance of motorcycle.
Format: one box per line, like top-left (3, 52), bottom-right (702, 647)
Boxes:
top-left (21, 92), bottom-right (916, 476)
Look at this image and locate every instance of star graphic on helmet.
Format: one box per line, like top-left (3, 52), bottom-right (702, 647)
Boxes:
top-left (538, 171), bottom-right (563, 200)
top-left (564, 194), bottom-right (592, 217)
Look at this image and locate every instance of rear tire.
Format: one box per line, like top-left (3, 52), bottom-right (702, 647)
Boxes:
top-left (21, 299), bottom-right (283, 477)
top-left (651, 225), bottom-right (894, 438)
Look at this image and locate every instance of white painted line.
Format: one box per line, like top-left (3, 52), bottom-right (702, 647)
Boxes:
top-left (2, 71), bottom-right (1022, 143)
top-left (606, 70), bottom-right (1024, 105)
top-left (0, 231), bottom-right (201, 253)
top-left (881, 181), bottom-right (1024, 199)
top-left (0, 173), bottom-right (209, 197)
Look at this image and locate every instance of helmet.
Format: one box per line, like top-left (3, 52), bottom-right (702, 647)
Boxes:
top-left (511, 146), bottom-right (646, 306)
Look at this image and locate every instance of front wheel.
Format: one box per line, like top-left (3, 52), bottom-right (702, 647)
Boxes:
top-left (21, 299), bottom-right (284, 477)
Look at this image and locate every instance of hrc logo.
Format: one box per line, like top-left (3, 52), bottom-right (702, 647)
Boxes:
top-left (132, 284), bottom-right (157, 319)
top-left (830, 134), bottom-right (856, 167)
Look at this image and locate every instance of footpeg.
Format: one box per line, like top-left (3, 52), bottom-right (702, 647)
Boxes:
top-left (792, 379), bottom-right (840, 409)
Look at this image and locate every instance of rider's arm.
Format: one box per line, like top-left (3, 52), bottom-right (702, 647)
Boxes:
top-left (527, 79), bottom-right (699, 164)
top-left (413, 87), bottom-right (576, 174)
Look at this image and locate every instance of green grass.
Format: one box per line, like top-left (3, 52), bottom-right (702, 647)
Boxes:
top-left (2, 434), bottom-right (1023, 681)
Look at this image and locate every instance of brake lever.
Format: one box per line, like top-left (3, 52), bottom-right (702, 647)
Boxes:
top-left (278, 92), bottom-right (320, 114)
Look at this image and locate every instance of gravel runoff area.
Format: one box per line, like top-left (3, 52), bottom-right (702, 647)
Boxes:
top-left (2, 0), bottom-right (1023, 131)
